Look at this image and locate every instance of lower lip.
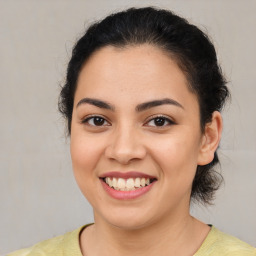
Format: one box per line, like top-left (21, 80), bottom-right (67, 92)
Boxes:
top-left (100, 179), bottom-right (155, 200)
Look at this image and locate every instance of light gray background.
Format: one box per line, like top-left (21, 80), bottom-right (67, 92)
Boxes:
top-left (0, 0), bottom-right (255, 254)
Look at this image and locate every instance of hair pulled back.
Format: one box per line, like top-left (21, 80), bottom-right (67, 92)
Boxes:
top-left (59, 7), bottom-right (229, 205)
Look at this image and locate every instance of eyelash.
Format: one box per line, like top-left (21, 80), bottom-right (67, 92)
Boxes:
top-left (81, 115), bottom-right (110, 127)
top-left (145, 115), bottom-right (175, 127)
top-left (81, 115), bottom-right (175, 128)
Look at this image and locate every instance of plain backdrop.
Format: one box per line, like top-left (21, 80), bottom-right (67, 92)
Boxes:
top-left (0, 0), bottom-right (256, 254)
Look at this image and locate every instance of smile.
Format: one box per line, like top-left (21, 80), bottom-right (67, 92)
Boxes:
top-left (100, 172), bottom-right (157, 199)
top-left (103, 177), bottom-right (155, 191)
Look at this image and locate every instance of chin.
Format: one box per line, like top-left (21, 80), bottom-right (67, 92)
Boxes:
top-left (108, 217), bottom-right (153, 231)
top-left (94, 205), bottom-right (158, 231)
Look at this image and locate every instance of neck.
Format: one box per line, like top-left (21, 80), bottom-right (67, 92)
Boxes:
top-left (80, 210), bottom-right (209, 256)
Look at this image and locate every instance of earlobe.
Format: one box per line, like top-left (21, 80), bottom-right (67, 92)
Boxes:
top-left (197, 111), bottom-right (223, 165)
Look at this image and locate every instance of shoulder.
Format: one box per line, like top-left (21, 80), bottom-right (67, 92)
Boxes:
top-left (195, 226), bottom-right (256, 256)
top-left (7, 225), bottom-right (86, 256)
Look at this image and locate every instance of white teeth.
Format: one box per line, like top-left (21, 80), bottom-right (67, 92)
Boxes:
top-left (112, 177), bottom-right (117, 187)
top-left (134, 177), bottom-right (141, 187)
top-left (117, 178), bottom-right (126, 189)
top-left (106, 177), bottom-right (112, 187)
top-left (126, 178), bottom-right (135, 189)
top-left (104, 177), bottom-right (153, 191)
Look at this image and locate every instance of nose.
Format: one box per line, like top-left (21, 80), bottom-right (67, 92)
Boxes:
top-left (105, 125), bottom-right (146, 165)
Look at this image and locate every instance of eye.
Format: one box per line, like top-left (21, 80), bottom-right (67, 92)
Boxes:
top-left (145, 116), bottom-right (174, 127)
top-left (82, 116), bottom-right (110, 127)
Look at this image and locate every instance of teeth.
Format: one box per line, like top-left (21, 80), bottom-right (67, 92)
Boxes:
top-left (126, 178), bottom-right (135, 189)
top-left (106, 177), bottom-right (112, 187)
top-left (104, 177), bottom-right (153, 191)
top-left (117, 178), bottom-right (125, 189)
top-left (134, 177), bottom-right (141, 187)
top-left (112, 177), bottom-right (117, 187)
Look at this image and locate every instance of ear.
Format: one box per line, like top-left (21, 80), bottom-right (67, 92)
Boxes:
top-left (197, 111), bottom-right (223, 165)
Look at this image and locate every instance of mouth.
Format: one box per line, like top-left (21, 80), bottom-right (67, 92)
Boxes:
top-left (101, 177), bottom-right (157, 191)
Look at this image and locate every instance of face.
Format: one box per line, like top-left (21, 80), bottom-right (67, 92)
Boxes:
top-left (71, 45), bottom-right (206, 229)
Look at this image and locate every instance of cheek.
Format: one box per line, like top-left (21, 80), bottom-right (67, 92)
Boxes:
top-left (149, 132), bottom-right (200, 182)
top-left (70, 133), bottom-right (103, 189)
top-left (70, 130), bottom-right (104, 166)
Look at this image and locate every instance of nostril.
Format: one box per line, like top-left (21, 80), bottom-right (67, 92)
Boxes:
top-left (105, 145), bottom-right (147, 165)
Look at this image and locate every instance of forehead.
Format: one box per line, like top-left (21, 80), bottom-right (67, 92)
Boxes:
top-left (75, 44), bottom-right (198, 110)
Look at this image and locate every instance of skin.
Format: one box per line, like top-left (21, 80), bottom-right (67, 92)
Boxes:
top-left (70, 44), bottom-right (222, 256)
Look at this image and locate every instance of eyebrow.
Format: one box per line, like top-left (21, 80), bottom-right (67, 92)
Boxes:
top-left (76, 97), bottom-right (184, 112)
top-left (76, 98), bottom-right (115, 111)
top-left (136, 98), bottom-right (184, 112)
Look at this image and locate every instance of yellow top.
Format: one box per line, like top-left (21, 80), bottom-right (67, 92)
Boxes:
top-left (8, 225), bottom-right (256, 256)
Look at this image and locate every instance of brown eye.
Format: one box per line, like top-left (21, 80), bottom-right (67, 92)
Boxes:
top-left (92, 117), bottom-right (105, 126)
top-left (146, 116), bottom-right (174, 127)
top-left (82, 116), bottom-right (110, 126)
top-left (154, 117), bottom-right (166, 126)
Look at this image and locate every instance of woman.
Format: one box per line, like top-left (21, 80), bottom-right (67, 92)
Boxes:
top-left (9, 7), bottom-right (256, 256)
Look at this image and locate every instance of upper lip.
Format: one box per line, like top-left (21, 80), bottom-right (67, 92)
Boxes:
top-left (99, 171), bottom-right (157, 180)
